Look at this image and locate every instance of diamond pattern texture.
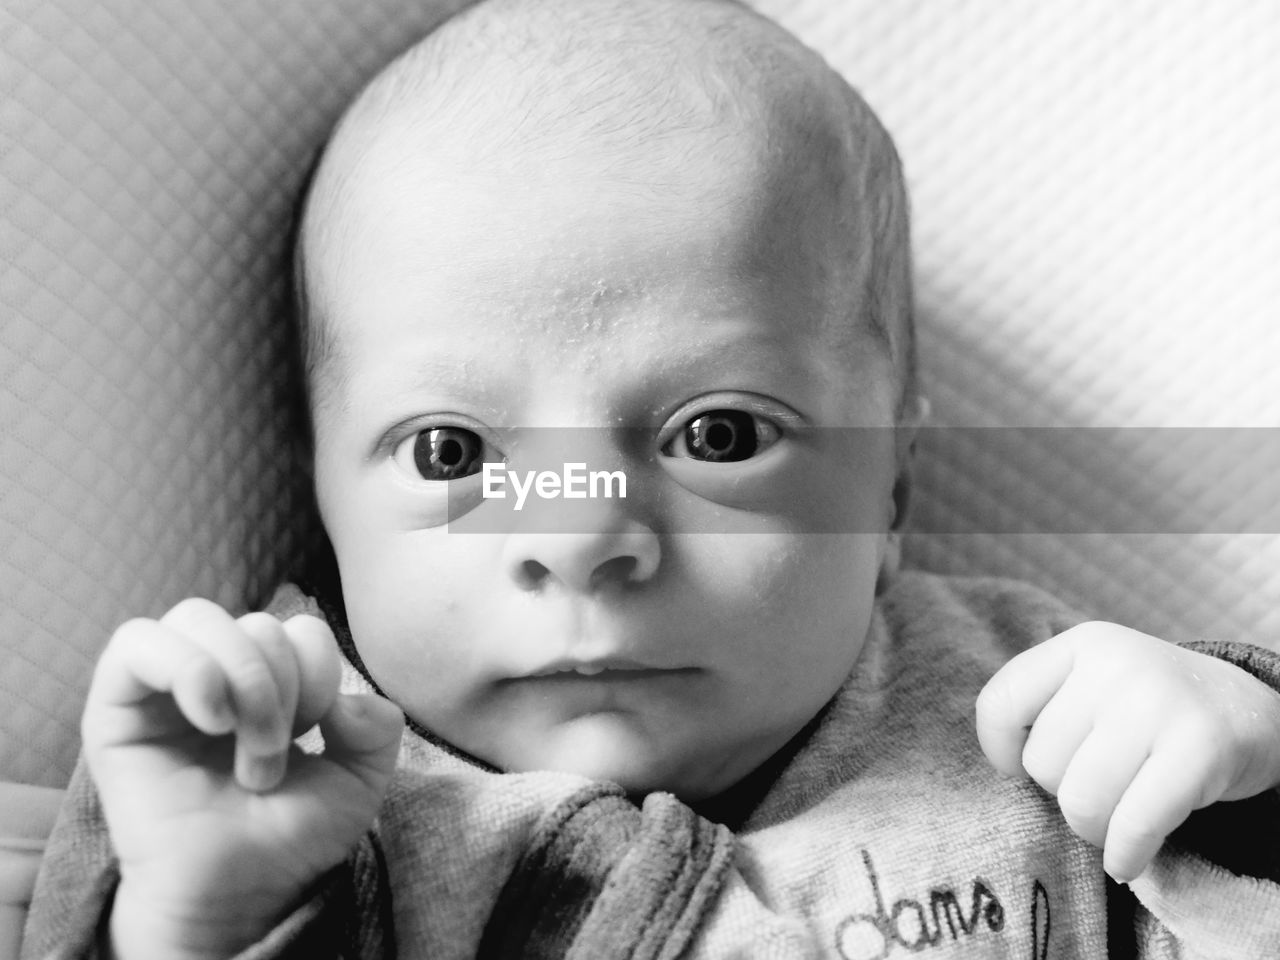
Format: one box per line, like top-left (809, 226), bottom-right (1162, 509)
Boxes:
top-left (3, 0), bottom-right (1280, 787)
top-left (751, 0), bottom-right (1280, 646)
top-left (1, 0), bottom-right (477, 786)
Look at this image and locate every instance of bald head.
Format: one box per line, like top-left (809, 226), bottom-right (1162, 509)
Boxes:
top-left (294, 0), bottom-right (916, 422)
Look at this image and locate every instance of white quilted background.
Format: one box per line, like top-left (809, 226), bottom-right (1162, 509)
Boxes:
top-left (751, 0), bottom-right (1280, 642)
top-left (3, 0), bottom-right (1279, 787)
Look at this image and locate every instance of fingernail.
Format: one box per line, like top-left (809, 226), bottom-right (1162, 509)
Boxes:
top-left (240, 752), bottom-right (286, 793)
top-left (286, 614), bottom-right (333, 642)
top-left (208, 695), bottom-right (235, 733)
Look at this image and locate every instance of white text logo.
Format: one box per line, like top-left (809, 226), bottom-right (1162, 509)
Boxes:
top-left (481, 462), bottom-right (627, 511)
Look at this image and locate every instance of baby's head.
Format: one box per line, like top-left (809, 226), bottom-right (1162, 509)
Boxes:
top-left (294, 0), bottom-right (922, 801)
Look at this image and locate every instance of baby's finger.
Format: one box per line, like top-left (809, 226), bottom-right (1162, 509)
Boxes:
top-left (238, 613), bottom-right (301, 719)
top-left (87, 618), bottom-right (235, 746)
top-left (236, 612), bottom-right (303, 789)
top-left (281, 615), bottom-right (342, 735)
top-left (1103, 743), bottom-right (1213, 884)
top-left (976, 636), bottom-right (1075, 776)
top-left (162, 599), bottom-right (293, 792)
top-left (317, 694), bottom-right (405, 797)
top-left (1017, 677), bottom-right (1096, 794)
top-left (1054, 726), bottom-right (1149, 850)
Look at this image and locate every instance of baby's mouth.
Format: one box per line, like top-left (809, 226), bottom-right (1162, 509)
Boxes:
top-left (520, 657), bottom-right (701, 681)
top-left (537, 663), bottom-right (611, 677)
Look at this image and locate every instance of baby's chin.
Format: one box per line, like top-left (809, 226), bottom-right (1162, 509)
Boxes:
top-left (490, 713), bottom-right (740, 802)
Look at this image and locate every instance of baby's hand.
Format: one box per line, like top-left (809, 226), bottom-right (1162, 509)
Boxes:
top-left (82, 598), bottom-right (404, 960)
top-left (975, 622), bottom-right (1280, 884)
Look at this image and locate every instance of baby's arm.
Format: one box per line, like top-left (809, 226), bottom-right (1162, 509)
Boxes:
top-left (975, 622), bottom-right (1280, 883)
top-left (80, 599), bottom-right (403, 960)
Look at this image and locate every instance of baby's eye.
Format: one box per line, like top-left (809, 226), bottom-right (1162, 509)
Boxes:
top-left (394, 426), bottom-right (487, 481)
top-left (662, 409), bottom-right (781, 462)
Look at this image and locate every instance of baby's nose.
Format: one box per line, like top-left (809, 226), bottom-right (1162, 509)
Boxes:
top-left (501, 520), bottom-right (660, 593)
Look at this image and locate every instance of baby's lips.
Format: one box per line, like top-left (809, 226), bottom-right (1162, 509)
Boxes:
top-left (514, 654), bottom-right (705, 681)
top-left (532, 655), bottom-right (656, 676)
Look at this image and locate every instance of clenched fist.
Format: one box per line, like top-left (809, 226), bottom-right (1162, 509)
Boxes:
top-left (976, 622), bottom-right (1280, 884)
top-left (83, 598), bottom-right (404, 960)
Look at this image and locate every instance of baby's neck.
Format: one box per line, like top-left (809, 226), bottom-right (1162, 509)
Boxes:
top-left (682, 702), bottom-right (834, 830)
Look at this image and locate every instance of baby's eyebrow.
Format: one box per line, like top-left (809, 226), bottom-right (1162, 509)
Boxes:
top-left (349, 353), bottom-right (509, 412)
top-left (663, 333), bottom-right (805, 374)
top-left (621, 337), bottom-right (815, 404)
top-left (410, 355), bottom-right (477, 386)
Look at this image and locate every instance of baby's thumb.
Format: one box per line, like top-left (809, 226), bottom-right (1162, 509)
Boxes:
top-left (318, 693), bottom-right (404, 795)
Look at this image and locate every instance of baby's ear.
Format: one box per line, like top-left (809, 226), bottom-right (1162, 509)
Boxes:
top-left (890, 394), bottom-right (930, 531)
top-left (877, 396), bottom-right (928, 597)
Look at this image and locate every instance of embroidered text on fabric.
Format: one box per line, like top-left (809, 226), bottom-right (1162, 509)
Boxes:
top-left (833, 850), bottom-right (1051, 959)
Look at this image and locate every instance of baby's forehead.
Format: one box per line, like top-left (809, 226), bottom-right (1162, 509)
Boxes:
top-left (315, 56), bottom-right (869, 301)
top-left (326, 0), bottom-right (859, 176)
top-left (300, 0), bottom-right (911, 409)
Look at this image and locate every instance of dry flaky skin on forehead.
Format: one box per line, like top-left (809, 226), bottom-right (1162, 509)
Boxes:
top-left (296, 0), bottom-right (916, 416)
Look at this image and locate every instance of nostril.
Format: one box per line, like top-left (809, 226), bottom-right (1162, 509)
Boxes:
top-left (517, 559), bottom-right (551, 589)
top-left (503, 526), bottom-right (660, 593)
top-left (590, 555), bottom-right (638, 589)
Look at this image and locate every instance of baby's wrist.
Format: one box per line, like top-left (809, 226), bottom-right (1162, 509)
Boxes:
top-left (108, 877), bottom-right (293, 960)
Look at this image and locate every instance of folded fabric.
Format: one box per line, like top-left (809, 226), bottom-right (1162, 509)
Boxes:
top-left (0, 783), bottom-right (65, 960)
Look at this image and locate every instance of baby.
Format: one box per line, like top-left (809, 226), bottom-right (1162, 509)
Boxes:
top-left (26, 0), bottom-right (1280, 958)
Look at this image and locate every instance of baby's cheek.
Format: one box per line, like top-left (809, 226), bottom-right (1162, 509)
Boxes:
top-left (686, 533), bottom-right (855, 616)
top-left (350, 535), bottom-right (495, 697)
top-left (697, 533), bottom-right (879, 675)
top-left (675, 533), bottom-right (773, 612)
top-left (385, 530), bottom-right (500, 616)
